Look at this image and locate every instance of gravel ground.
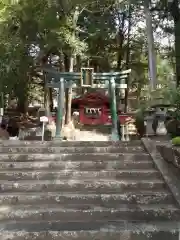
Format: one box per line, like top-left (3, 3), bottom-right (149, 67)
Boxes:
top-left (18, 126), bottom-right (110, 141)
top-left (60, 123), bottom-right (110, 141)
top-left (72, 129), bottom-right (110, 141)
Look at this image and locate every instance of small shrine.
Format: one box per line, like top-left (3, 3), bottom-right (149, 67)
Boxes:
top-left (71, 91), bottom-right (130, 126)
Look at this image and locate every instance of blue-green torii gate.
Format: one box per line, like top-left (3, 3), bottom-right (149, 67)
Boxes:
top-left (43, 67), bottom-right (131, 141)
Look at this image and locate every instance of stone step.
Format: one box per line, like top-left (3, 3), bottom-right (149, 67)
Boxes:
top-left (0, 160), bottom-right (154, 171)
top-left (0, 169), bottom-right (162, 181)
top-left (0, 221), bottom-right (179, 240)
top-left (0, 191), bottom-right (175, 206)
top-left (0, 140), bottom-right (176, 240)
top-left (0, 152), bottom-right (150, 162)
top-left (0, 140), bottom-right (142, 147)
top-left (0, 179), bottom-right (167, 193)
top-left (0, 146), bottom-right (144, 154)
top-left (0, 204), bottom-right (179, 222)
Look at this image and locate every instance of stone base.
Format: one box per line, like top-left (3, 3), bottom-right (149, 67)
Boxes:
top-left (53, 136), bottom-right (64, 142)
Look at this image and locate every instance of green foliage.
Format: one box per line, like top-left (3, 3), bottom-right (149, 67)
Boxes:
top-left (172, 137), bottom-right (180, 146)
top-left (162, 87), bottom-right (180, 120)
top-left (0, 0), bottom-right (176, 113)
top-left (164, 87), bottom-right (180, 108)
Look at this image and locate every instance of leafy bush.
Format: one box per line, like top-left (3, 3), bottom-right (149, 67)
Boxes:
top-left (162, 87), bottom-right (180, 137)
top-left (172, 137), bottom-right (180, 146)
top-left (163, 87), bottom-right (180, 120)
top-left (166, 119), bottom-right (180, 138)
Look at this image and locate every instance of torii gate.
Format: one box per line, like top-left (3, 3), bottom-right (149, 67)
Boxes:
top-left (43, 66), bottom-right (131, 141)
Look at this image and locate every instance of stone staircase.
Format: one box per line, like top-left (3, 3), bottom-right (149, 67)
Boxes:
top-left (0, 140), bottom-right (180, 240)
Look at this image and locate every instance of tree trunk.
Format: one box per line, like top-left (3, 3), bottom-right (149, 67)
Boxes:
top-left (16, 87), bottom-right (28, 114)
top-left (174, 20), bottom-right (180, 87)
top-left (17, 97), bottom-right (28, 114)
top-left (124, 4), bottom-right (132, 113)
top-left (76, 55), bottom-right (81, 72)
top-left (116, 12), bottom-right (126, 111)
top-left (15, 77), bottom-right (29, 114)
top-left (76, 55), bottom-right (84, 95)
top-left (49, 55), bottom-right (53, 112)
top-left (116, 12), bottom-right (125, 70)
top-left (58, 53), bottom-right (66, 125)
top-left (49, 88), bottom-right (53, 112)
top-left (64, 6), bottom-right (80, 125)
top-left (43, 73), bottom-right (51, 117)
top-left (65, 56), bottom-right (74, 124)
top-left (170, 0), bottom-right (180, 86)
top-left (144, 0), bottom-right (157, 89)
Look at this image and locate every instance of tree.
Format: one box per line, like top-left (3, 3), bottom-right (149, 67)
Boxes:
top-left (0, 0), bottom-right (175, 116)
top-left (144, 0), bottom-right (157, 89)
top-left (150, 0), bottom-right (180, 86)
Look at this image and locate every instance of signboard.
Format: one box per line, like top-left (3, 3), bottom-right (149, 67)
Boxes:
top-left (40, 116), bottom-right (49, 122)
top-left (81, 68), bottom-right (94, 87)
top-left (0, 108), bottom-right (3, 116)
top-left (40, 116), bottom-right (49, 142)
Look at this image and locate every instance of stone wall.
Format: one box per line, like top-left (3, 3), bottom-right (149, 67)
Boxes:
top-left (156, 144), bottom-right (180, 169)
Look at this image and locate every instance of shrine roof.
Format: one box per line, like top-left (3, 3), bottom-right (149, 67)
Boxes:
top-left (72, 92), bottom-right (109, 104)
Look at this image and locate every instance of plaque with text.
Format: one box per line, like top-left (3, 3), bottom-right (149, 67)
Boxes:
top-left (81, 68), bottom-right (94, 87)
